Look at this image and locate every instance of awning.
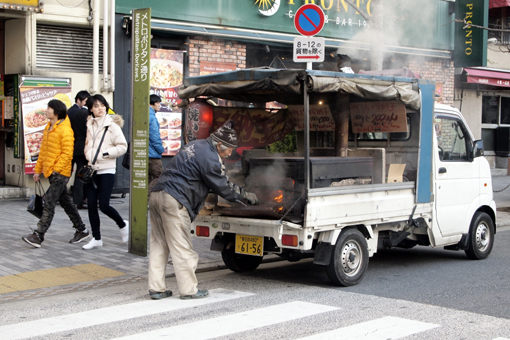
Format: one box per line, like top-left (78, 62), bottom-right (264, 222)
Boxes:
top-left (464, 67), bottom-right (510, 87)
top-left (140, 17), bottom-right (451, 59)
top-left (490, 0), bottom-right (510, 9)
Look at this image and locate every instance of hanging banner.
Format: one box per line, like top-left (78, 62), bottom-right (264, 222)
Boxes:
top-left (211, 107), bottom-right (294, 147)
top-left (349, 101), bottom-right (408, 133)
top-left (19, 79), bottom-right (72, 175)
top-left (288, 104), bottom-right (335, 131)
top-left (150, 48), bottom-right (184, 156)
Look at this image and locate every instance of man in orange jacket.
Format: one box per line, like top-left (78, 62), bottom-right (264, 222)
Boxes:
top-left (22, 99), bottom-right (90, 248)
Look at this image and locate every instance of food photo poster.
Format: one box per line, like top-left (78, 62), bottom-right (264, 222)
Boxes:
top-left (20, 86), bottom-right (72, 174)
top-left (150, 48), bottom-right (184, 156)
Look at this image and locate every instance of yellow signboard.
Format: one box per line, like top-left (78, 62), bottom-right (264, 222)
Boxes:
top-left (1, 0), bottom-right (39, 5)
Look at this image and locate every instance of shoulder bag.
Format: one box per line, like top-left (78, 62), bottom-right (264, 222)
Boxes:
top-left (76, 126), bottom-right (109, 184)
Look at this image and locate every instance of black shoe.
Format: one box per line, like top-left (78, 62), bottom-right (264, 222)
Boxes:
top-left (69, 230), bottom-right (91, 244)
top-left (22, 231), bottom-right (43, 248)
top-left (149, 290), bottom-right (173, 300)
top-left (77, 204), bottom-right (87, 210)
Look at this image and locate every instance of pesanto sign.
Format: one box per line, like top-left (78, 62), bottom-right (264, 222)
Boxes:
top-left (454, 0), bottom-right (488, 67)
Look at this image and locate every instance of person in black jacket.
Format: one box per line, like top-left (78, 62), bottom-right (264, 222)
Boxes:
top-left (67, 90), bottom-right (90, 116)
top-left (148, 120), bottom-right (259, 300)
top-left (68, 91), bottom-right (90, 209)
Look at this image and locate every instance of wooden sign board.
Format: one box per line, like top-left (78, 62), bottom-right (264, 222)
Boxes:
top-left (288, 104), bottom-right (335, 131)
top-left (349, 101), bottom-right (407, 134)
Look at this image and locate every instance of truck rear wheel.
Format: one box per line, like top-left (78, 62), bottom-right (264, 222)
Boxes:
top-left (326, 228), bottom-right (369, 287)
top-left (465, 212), bottom-right (494, 260)
top-left (221, 243), bottom-right (263, 272)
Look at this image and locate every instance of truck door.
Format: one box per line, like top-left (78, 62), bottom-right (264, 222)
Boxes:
top-left (434, 115), bottom-right (479, 236)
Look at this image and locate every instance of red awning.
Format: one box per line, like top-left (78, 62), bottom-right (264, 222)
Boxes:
top-left (464, 68), bottom-right (510, 87)
top-left (490, 0), bottom-right (510, 9)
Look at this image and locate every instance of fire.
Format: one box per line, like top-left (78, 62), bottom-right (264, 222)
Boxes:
top-left (273, 190), bottom-right (283, 203)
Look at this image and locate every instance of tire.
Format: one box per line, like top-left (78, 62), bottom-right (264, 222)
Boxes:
top-left (465, 212), bottom-right (494, 260)
top-left (221, 243), bottom-right (263, 272)
top-left (326, 228), bottom-right (369, 287)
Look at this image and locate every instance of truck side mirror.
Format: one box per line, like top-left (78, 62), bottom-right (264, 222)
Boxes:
top-left (473, 140), bottom-right (484, 158)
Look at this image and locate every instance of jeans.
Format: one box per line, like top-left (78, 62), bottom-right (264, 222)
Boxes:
top-left (85, 174), bottom-right (125, 240)
top-left (38, 173), bottom-right (86, 234)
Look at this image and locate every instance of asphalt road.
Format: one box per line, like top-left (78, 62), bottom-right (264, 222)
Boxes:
top-left (1, 230), bottom-right (509, 340)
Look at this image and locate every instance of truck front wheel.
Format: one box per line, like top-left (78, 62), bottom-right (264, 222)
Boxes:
top-left (326, 229), bottom-right (369, 287)
top-left (465, 212), bottom-right (494, 260)
top-left (221, 243), bottom-right (263, 272)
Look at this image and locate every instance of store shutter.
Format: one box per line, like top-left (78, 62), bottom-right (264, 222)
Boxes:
top-left (36, 24), bottom-right (103, 72)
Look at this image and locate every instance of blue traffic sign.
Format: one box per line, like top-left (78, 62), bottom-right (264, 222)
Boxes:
top-left (294, 4), bottom-right (325, 37)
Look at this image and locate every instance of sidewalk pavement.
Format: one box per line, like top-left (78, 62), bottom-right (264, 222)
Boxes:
top-left (1, 175), bottom-right (510, 301)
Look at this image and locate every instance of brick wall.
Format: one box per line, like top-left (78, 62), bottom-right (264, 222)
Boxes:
top-left (408, 59), bottom-right (454, 105)
top-left (188, 37), bottom-right (247, 76)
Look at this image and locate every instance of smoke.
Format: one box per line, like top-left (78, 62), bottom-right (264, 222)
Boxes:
top-left (344, 0), bottom-right (440, 67)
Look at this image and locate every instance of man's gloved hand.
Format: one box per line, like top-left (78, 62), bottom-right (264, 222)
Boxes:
top-left (243, 191), bottom-right (259, 205)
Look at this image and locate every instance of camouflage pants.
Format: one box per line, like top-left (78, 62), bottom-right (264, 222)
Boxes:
top-left (37, 173), bottom-right (86, 235)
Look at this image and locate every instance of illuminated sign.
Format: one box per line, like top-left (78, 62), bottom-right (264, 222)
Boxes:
top-left (0, 0), bottom-right (43, 12)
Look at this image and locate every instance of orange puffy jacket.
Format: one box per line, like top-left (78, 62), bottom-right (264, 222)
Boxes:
top-left (34, 116), bottom-right (75, 178)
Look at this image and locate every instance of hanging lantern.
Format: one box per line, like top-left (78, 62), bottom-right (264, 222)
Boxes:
top-left (185, 98), bottom-right (214, 143)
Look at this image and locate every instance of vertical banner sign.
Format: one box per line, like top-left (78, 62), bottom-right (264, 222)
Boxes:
top-left (13, 75), bottom-right (20, 158)
top-left (454, 0), bottom-right (488, 67)
top-left (130, 8), bottom-right (151, 257)
top-left (149, 48), bottom-right (184, 156)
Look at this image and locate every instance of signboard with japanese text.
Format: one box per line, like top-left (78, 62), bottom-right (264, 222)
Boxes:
top-left (130, 7), bottom-right (151, 257)
top-left (19, 83), bottom-right (72, 175)
top-left (149, 48), bottom-right (184, 156)
top-left (349, 101), bottom-right (408, 134)
top-left (288, 104), bottom-right (335, 131)
top-left (293, 37), bottom-right (324, 63)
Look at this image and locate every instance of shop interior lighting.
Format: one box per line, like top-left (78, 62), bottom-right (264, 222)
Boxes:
top-left (265, 45), bottom-right (270, 53)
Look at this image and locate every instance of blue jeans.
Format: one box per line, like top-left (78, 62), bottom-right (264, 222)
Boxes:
top-left (85, 174), bottom-right (125, 240)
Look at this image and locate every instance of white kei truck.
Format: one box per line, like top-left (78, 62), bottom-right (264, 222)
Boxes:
top-left (178, 68), bottom-right (497, 286)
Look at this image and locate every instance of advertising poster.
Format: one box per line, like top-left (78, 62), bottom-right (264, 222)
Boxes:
top-left (20, 86), bottom-right (72, 174)
top-left (149, 48), bottom-right (184, 156)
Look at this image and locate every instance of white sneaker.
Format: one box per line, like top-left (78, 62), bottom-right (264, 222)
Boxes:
top-left (82, 238), bottom-right (103, 250)
top-left (120, 220), bottom-right (129, 243)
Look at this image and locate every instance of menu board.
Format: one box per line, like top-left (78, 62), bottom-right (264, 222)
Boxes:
top-left (288, 105), bottom-right (335, 131)
top-left (20, 86), bottom-right (72, 174)
top-left (349, 101), bottom-right (407, 134)
top-left (150, 48), bottom-right (184, 156)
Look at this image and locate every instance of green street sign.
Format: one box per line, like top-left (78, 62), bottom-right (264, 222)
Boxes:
top-left (454, 0), bottom-right (488, 67)
top-left (129, 7), bottom-right (151, 257)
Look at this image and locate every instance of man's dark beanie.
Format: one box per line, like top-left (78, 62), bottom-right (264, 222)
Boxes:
top-left (211, 120), bottom-right (238, 148)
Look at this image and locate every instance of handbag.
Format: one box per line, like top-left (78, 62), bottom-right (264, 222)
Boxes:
top-left (76, 126), bottom-right (109, 184)
top-left (27, 181), bottom-right (45, 219)
top-left (122, 142), bottom-right (130, 170)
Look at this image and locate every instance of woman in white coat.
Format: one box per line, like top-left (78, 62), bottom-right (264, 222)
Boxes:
top-left (82, 94), bottom-right (128, 250)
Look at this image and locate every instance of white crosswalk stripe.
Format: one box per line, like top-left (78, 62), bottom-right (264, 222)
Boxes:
top-left (297, 316), bottom-right (439, 340)
top-left (113, 301), bottom-right (339, 340)
top-left (1, 288), bottom-right (508, 340)
top-left (0, 289), bottom-right (254, 340)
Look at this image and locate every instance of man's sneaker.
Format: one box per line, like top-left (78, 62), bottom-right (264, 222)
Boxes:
top-left (120, 220), bottom-right (129, 243)
top-left (180, 289), bottom-right (209, 300)
top-left (149, 290), bottom-right (173, 300)
top-left (69, 230), bottom-right (90, 244)
top-left (82, 238), bottom-right (103, 250)
top-left (22, 231), bottom-right (43, 248)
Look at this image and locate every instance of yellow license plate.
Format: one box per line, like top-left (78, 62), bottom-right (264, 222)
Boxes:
top-left (235, 234), bottom-right (263, 256)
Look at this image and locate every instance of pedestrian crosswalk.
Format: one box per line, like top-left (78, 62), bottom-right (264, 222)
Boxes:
top-left (0, 289), bottom-right (509, 340)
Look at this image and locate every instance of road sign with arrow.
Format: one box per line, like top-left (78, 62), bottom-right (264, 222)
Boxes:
top-left (293, 4), bottom-right (325, 64)
top-left (293, 36), bottom-right (325, 63)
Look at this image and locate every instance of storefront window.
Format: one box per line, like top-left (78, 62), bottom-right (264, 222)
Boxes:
top-left (482, 96), bottom-right (499, 124)
top-left (501, 97), bottom-right (510, 125)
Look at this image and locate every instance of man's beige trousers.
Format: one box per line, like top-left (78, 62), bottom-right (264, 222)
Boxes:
top-left (148, 190), bottom-right (198, 296)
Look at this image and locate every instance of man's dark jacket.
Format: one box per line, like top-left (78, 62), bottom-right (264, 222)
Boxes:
top-left (67, 107), bottom-right (88, 157)
top-left (151, 136), bottom-right (245, 221)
